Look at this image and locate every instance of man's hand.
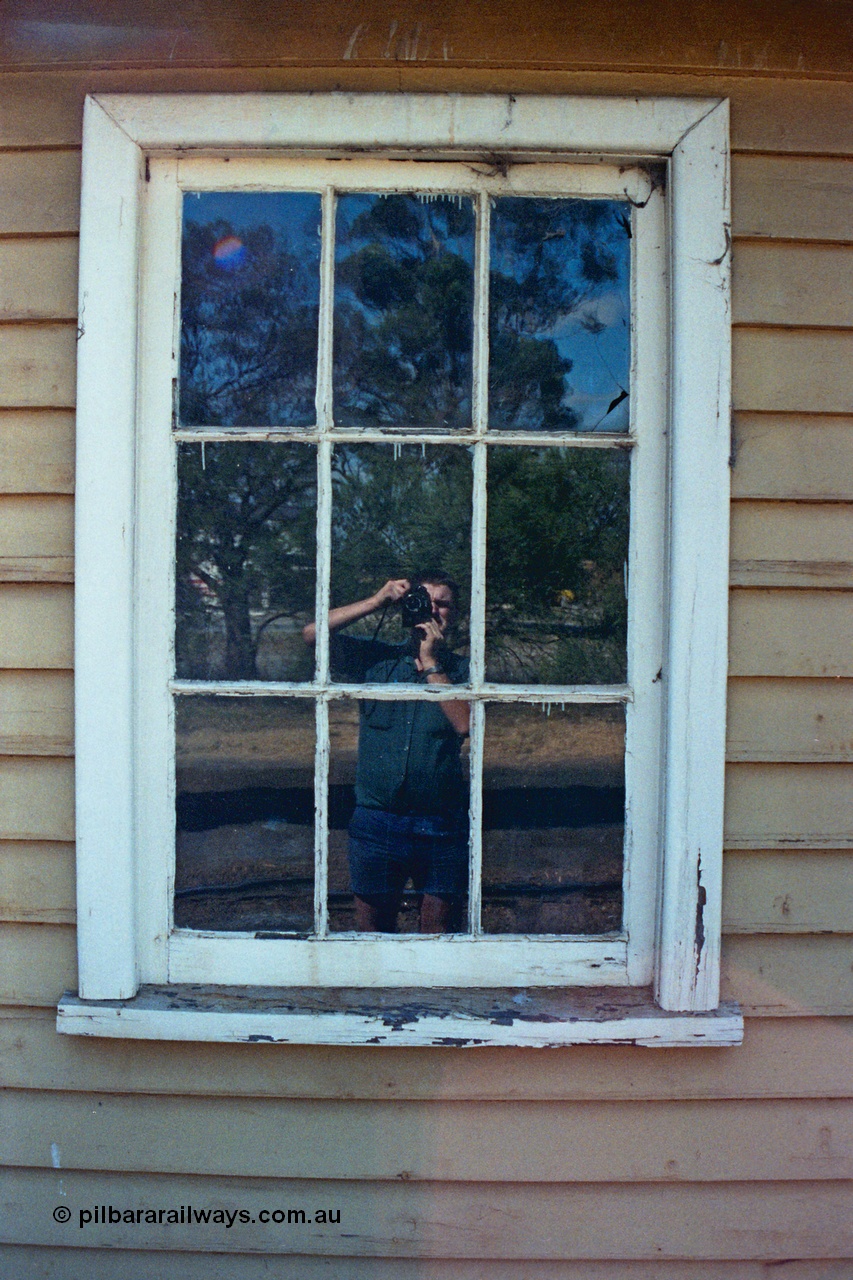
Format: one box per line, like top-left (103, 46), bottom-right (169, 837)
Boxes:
top-left (415, 617), bottom-right (445, 667)
top-left (372, 578), bottom-right (410, 610)
top-left (416, 617), bottom-right (469, 736)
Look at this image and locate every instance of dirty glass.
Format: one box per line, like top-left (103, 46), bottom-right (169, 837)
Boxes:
top-left (489, 197), bottom-right (631, 433)
top-left (481, 703), bottom-right (624, 934)
top-left (328, 443), bottom-right (473, 667)
top-left (175, 441), bottom-right (317, 682)
top-left (333, 194), bottom-right (475, 429)
top-left (179, 191), bottom-right (321, 427)
top-left (485, 446), bottom-right (630, 684)
top-left (327, 699), bottom-right (471, 934)
top-left (174, 697), bottom-right (315, 933)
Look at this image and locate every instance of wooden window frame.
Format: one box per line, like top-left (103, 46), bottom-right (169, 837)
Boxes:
top-left (60, 93), bottom-right (741, 1047)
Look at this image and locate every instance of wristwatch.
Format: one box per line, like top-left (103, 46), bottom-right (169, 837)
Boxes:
top-left (420, 665), bottom-right (444, 677)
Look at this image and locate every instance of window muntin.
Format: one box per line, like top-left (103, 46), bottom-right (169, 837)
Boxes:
top-left (149, 155), bottom-right (665, 984)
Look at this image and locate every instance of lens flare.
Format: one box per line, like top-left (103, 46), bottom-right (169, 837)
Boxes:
top-left (212, 235), bottom-right (247, 269)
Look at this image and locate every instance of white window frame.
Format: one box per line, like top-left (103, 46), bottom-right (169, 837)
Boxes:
top-left (61, 93), bottom-right (740, 1047)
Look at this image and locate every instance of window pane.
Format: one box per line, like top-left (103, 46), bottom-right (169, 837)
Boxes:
top-left (333, 194), bottom-right (475, 429)
top-left (489, 198), bottom-right (630, 433)
top-left (328, 699), bottom-right (470, 934)
top-left (176, 442), bottom-right (317, 681)
top-left (179, 191), bottom-right (321, 427)
top-left (174, 697), bottom-right (315, 934)
top-left (330, 443), bottom-right (472, 665)
top-left (486, 447), bottom-right (629, 684)
top-left (481, 703), bottom-right (624, 934)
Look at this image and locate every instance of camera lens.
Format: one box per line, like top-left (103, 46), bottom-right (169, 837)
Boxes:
top-left (400, 584), bottom-right (433, 628)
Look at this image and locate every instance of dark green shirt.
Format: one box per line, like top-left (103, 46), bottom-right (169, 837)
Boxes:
top-left (331, 635), bottom-right (470, 817)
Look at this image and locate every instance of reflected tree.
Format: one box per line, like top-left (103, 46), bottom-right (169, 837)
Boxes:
top-left (486, 448), bottom-right (630, 682)
top-left (333, 195), bottom-right (475, 429)
top-left (176, 443), bottom-right (317, 679)
top-left (180, 211), bottom-right (320, 427)
top-left (489, 198), bottom-right (630, 432)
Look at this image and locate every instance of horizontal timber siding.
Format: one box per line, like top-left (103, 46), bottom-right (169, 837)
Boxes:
top-left (1, 43), bottom-right (852, 1277)
top-left (0, 411), bottom-right (75, 494)
top-left (1, 1010), bottom-right (851, 1099)
top-left (2, 1253), bottom-right (846, 1280)
top-left (2, 1168), bottom-right (851, 1260)
top-left (0, 671), bottom-right (73, 756)
top-left (3, 1090), bottom-right (853, 1183)
top-left (0, 843), bottom-right (75, 924)
top-left (0, 238), bottom-right (78, 322)
top-left (0, 495), bottom-right (74, 583)
top-left (0, 585), bottom-right (73, 667)
top-left (731, 415), bottom-right (853, 502)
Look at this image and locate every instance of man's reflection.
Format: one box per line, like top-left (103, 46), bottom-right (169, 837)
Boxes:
top-left (304, 572), bottom-right (469, 933)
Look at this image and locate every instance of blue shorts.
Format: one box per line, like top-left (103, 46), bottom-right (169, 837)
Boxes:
top-left (348, 805), bottom-right (469, 898)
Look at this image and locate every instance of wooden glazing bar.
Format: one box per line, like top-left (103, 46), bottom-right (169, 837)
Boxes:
top-left (313, 697), bottom-right (329, 938)
top-left (312, 186), bottom-right (337, 935)
top-left (173, 427), bottom-right (636, 448)
top-left (170, 681), bottom-right (633, 703)
top-left (467, 698), bottom-right (485, 936)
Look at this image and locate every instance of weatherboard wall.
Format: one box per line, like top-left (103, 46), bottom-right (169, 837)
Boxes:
top-left (0, 1), bottom-right (852, 1273)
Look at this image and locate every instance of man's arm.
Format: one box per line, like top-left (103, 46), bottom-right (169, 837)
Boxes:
top-left (415, 619), bottom-right (471, 738)
top-left (302, 578), bottom-right (410, 646)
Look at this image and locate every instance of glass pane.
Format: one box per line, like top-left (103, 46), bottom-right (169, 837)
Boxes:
top-left (328, 699), bottom-right (470, 934)
top-left (486, 447), bottom-right (629, 684)
top-left (176, 442), bottom-right (316, 681)
top-left (328, 443), bottom-right (472, 664)
top-left (333, 194), bottom-right (475, 429)
top-left (489, 198), bottom-right (631, 433)
top-left (481, 703), bottom-right (624, 934)
top-left (180, 191), bottom-right (321, 427)
top-left (174, 697), bottom-right (315, 933)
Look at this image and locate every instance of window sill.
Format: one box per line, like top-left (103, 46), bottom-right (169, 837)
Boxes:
top-left (57, 986), bottom-right (743, 1047)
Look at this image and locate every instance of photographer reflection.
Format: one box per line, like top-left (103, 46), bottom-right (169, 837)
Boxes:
top-left (303, 573), bottom-right (470, 933)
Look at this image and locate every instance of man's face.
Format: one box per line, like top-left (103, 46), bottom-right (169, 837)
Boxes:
top-left (421, 582), bottom-right (457, 635)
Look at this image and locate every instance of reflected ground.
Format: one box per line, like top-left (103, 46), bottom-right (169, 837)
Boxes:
top-left (175, 698), bottom-right (623, 935)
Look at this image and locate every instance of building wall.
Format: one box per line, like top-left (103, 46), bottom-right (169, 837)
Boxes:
top-left (1, 2), bottom-right (851, 1273)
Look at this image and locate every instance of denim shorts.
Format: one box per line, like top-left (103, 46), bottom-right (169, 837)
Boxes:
top-left (348, 805), bottom-right (469, 898)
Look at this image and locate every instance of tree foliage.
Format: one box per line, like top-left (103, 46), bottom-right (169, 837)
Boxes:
top-left (180, 216), bottom-right (319, 427)
top-left (333, 195), bottom-right (475, 429)
top-left (175, 197), bottom-right (631, 681)
top-left (485, 448), bottom-right (629, 682)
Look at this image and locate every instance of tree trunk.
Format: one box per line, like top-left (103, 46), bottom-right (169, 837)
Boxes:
top-left (220, 590), bottom-right (257, 679)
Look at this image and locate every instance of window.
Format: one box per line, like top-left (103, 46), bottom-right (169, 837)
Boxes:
top-left (62, 94), bottom-right (740, 1045)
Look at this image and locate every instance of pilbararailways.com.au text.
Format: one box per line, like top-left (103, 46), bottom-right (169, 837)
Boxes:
top-left (65, 1205), bottom-right (341, 1229)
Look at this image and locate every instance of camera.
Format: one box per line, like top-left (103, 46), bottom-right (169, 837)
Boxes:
top-left (399, 583), bottom-right (433, 628)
